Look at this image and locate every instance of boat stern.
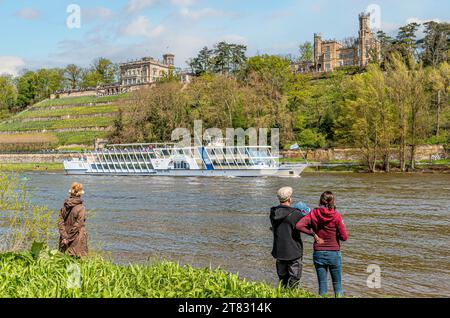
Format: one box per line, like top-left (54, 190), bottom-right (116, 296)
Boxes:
top-left (63, 159), bottom-right (89, 175)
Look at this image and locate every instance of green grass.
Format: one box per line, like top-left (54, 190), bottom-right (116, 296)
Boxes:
top-left (0, 117), bottom-right (114, 132)
top-left (14, 105), bottom-right (120, 120)
top-left (55, 131), bottom-right (110, 146)
top-left (418, 159), bottom-right (450, 165)
top-left (0, 251), bottom-right (316, 298)
top-left (35, 94), bottom-right (128, 107)
top-left (0, 163), bottom-right (64, 172)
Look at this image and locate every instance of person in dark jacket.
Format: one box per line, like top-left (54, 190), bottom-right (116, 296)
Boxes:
top-left (270, 187), bottom-right (321, 288)
top-left (296, 191), bottom-right (348, 297)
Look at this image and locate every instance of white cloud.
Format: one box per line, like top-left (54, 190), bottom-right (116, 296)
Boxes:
top-left (180, 8), bottom-right (225, 20)
top-left (15, 8), bottom-right (40, 20)
top-left (120, 16), bottom-right (164, 38)
top-left (125, 0), bottom-right (157, 13)
top-left (0, 56), bottom-right (26, 76)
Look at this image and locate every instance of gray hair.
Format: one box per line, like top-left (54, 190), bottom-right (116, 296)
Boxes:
top-left (277, 187), bottom-right (293, 203)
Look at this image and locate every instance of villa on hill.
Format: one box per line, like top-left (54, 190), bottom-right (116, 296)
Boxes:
top-left (52, 54), bottom-right (195, 99)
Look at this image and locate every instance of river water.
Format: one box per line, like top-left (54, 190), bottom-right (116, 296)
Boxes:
top-left (15, 172), bottom-right (450, 297)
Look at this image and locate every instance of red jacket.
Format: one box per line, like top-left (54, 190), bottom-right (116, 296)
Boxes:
top-left (296, 206), bottom-right (348, 251)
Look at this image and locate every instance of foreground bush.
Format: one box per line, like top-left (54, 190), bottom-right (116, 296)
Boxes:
top-left (0, 251), bottom-right (316, 298)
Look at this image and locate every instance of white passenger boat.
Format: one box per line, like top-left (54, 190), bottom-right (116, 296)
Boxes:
top-left (63, 142), bottom-right (307, 177)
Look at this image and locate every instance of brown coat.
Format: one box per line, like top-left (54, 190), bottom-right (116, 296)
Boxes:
top-left (58, 196), bottom-right (88, 257)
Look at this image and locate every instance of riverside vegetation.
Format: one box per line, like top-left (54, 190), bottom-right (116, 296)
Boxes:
top-left (0, 172), bottom-right (315, 298)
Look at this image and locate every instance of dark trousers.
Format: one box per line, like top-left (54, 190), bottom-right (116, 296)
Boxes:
top-left (276, 257), bottom-right (302, 288)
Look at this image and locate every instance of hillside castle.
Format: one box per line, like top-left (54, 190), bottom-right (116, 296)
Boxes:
top-left (292, 12), bottom-right (381, 73)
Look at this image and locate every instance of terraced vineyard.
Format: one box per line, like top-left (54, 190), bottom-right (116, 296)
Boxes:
top-left (0, 94), bottom-right (128, 151)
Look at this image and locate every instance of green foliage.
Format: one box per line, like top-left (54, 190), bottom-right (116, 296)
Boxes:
top-left (297, 129), bottom-right (326, 149)
top-left (0, 76), bottom-right (17, 115)
top-left (14, 104), bottom-right (120, 120)
top-left (0, 252), bottom-right (316, 298)
top-left (189, 42), bottom-right (247, 76)
top-left (298, 42), bottom-right (313, 62)
top-left (35, 94), bottom-right (126, 107)
top-left (55, 131), bottom-right (109, 146)
top-left (0, 173), bottom-right (56, 252)
top-left (15, 69), bottom-right (64, 110)
top-left (0, 116), bottom-right (114, 132)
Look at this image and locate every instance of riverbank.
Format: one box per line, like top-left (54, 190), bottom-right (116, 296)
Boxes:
top-left (0, 163), bottom-right (64, 172)
top-left (0, 251), bottom-right (315, 298)
top-left (0, 161), bottom-right (448, 173)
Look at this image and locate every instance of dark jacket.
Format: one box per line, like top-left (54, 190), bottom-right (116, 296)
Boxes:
top-left (296, 206), bottom-right (348, 251)
top-left (270, 205), bottom-right (304, 261)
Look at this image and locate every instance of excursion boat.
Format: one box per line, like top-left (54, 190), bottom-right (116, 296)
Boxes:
top-left (63, 142), bottom-right (308, 177)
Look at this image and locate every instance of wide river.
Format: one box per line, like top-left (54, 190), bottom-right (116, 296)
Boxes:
top-left (17, 172), bottom-right (450, 297)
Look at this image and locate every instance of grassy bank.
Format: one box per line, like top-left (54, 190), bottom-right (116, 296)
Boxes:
top-left (0, 251), bottom-right (315, 298)
top-left (0, 163), bottom-right (64, 172)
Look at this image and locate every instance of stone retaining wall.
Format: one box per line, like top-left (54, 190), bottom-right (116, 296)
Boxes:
top-left (0, 153), bottom-right (78, 163)
top-left (282, 144), bottom-right (447, 162)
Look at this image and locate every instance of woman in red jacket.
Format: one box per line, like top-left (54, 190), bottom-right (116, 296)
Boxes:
top-left (296, 191), bottom-right (348, 297)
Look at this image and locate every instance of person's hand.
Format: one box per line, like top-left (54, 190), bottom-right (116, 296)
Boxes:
top-left (314, 234), bottom-right (324, 245)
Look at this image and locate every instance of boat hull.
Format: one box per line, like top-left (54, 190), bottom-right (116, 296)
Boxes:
top-left (63, 161), bottom-right (307, 177)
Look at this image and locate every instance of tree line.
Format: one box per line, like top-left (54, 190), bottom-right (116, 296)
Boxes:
top-left (0, 58), bottom-right (118, 116)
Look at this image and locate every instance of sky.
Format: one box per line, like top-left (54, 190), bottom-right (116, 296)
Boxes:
top-left (0, 0), bottom-right (449, 75)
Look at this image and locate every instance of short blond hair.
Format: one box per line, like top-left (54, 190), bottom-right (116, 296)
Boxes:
top-left (277, 187), bottom-right (293, 203)
top-left (69, 182), bottom-right (84, 197)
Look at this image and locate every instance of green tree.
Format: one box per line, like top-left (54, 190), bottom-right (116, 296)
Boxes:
top-left (81, 70), bottom-right (103, 88)
top-left (34, 68), bottom-right (64, 101)
top-left (429, 62), bottom-right (450, 137)
top-left (421, 21), bottom-right (450, 67)
top-left (64, 64), bottom-right (83, 89)
top-left (91, 57), bottom-right (118, 84)
top-left (297, 129), bottom-right (326, 149)
top-left (0, 75), bottom-right (17, 118)
top-left (188, 46), bottom-right (214, 76)
top-left (212, 42), bottom-right (247, 75)
top-left (298, 42), bottom-right (313, 62)
top-left (396, 22), bottom-right (420, 62)
top-left (15, 71), bottom-right (37, 110)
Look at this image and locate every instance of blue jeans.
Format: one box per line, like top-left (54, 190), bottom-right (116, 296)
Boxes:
top-left (313, 251), bottom-right (344, 297)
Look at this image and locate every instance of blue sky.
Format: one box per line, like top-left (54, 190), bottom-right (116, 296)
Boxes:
top-left (0, 0), bottom-right (449, 75)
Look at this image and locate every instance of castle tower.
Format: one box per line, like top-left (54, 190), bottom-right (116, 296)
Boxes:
top-left (358, 13), bottom-right (371, 67)
top-left (163, 53), bottom-right (175, 66)
top-left (314, 33), bottom-right (322, 71)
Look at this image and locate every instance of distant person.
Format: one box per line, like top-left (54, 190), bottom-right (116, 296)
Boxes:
top-left (58, 182), bottom-right (88, 258)
top-left (296, 191), bottom-right (348, 297)
top-left (269, 187), bottom-right (321, 288)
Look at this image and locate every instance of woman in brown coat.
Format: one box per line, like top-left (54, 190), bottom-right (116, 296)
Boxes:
top-left (58, 182), bottom-right (88, 257)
